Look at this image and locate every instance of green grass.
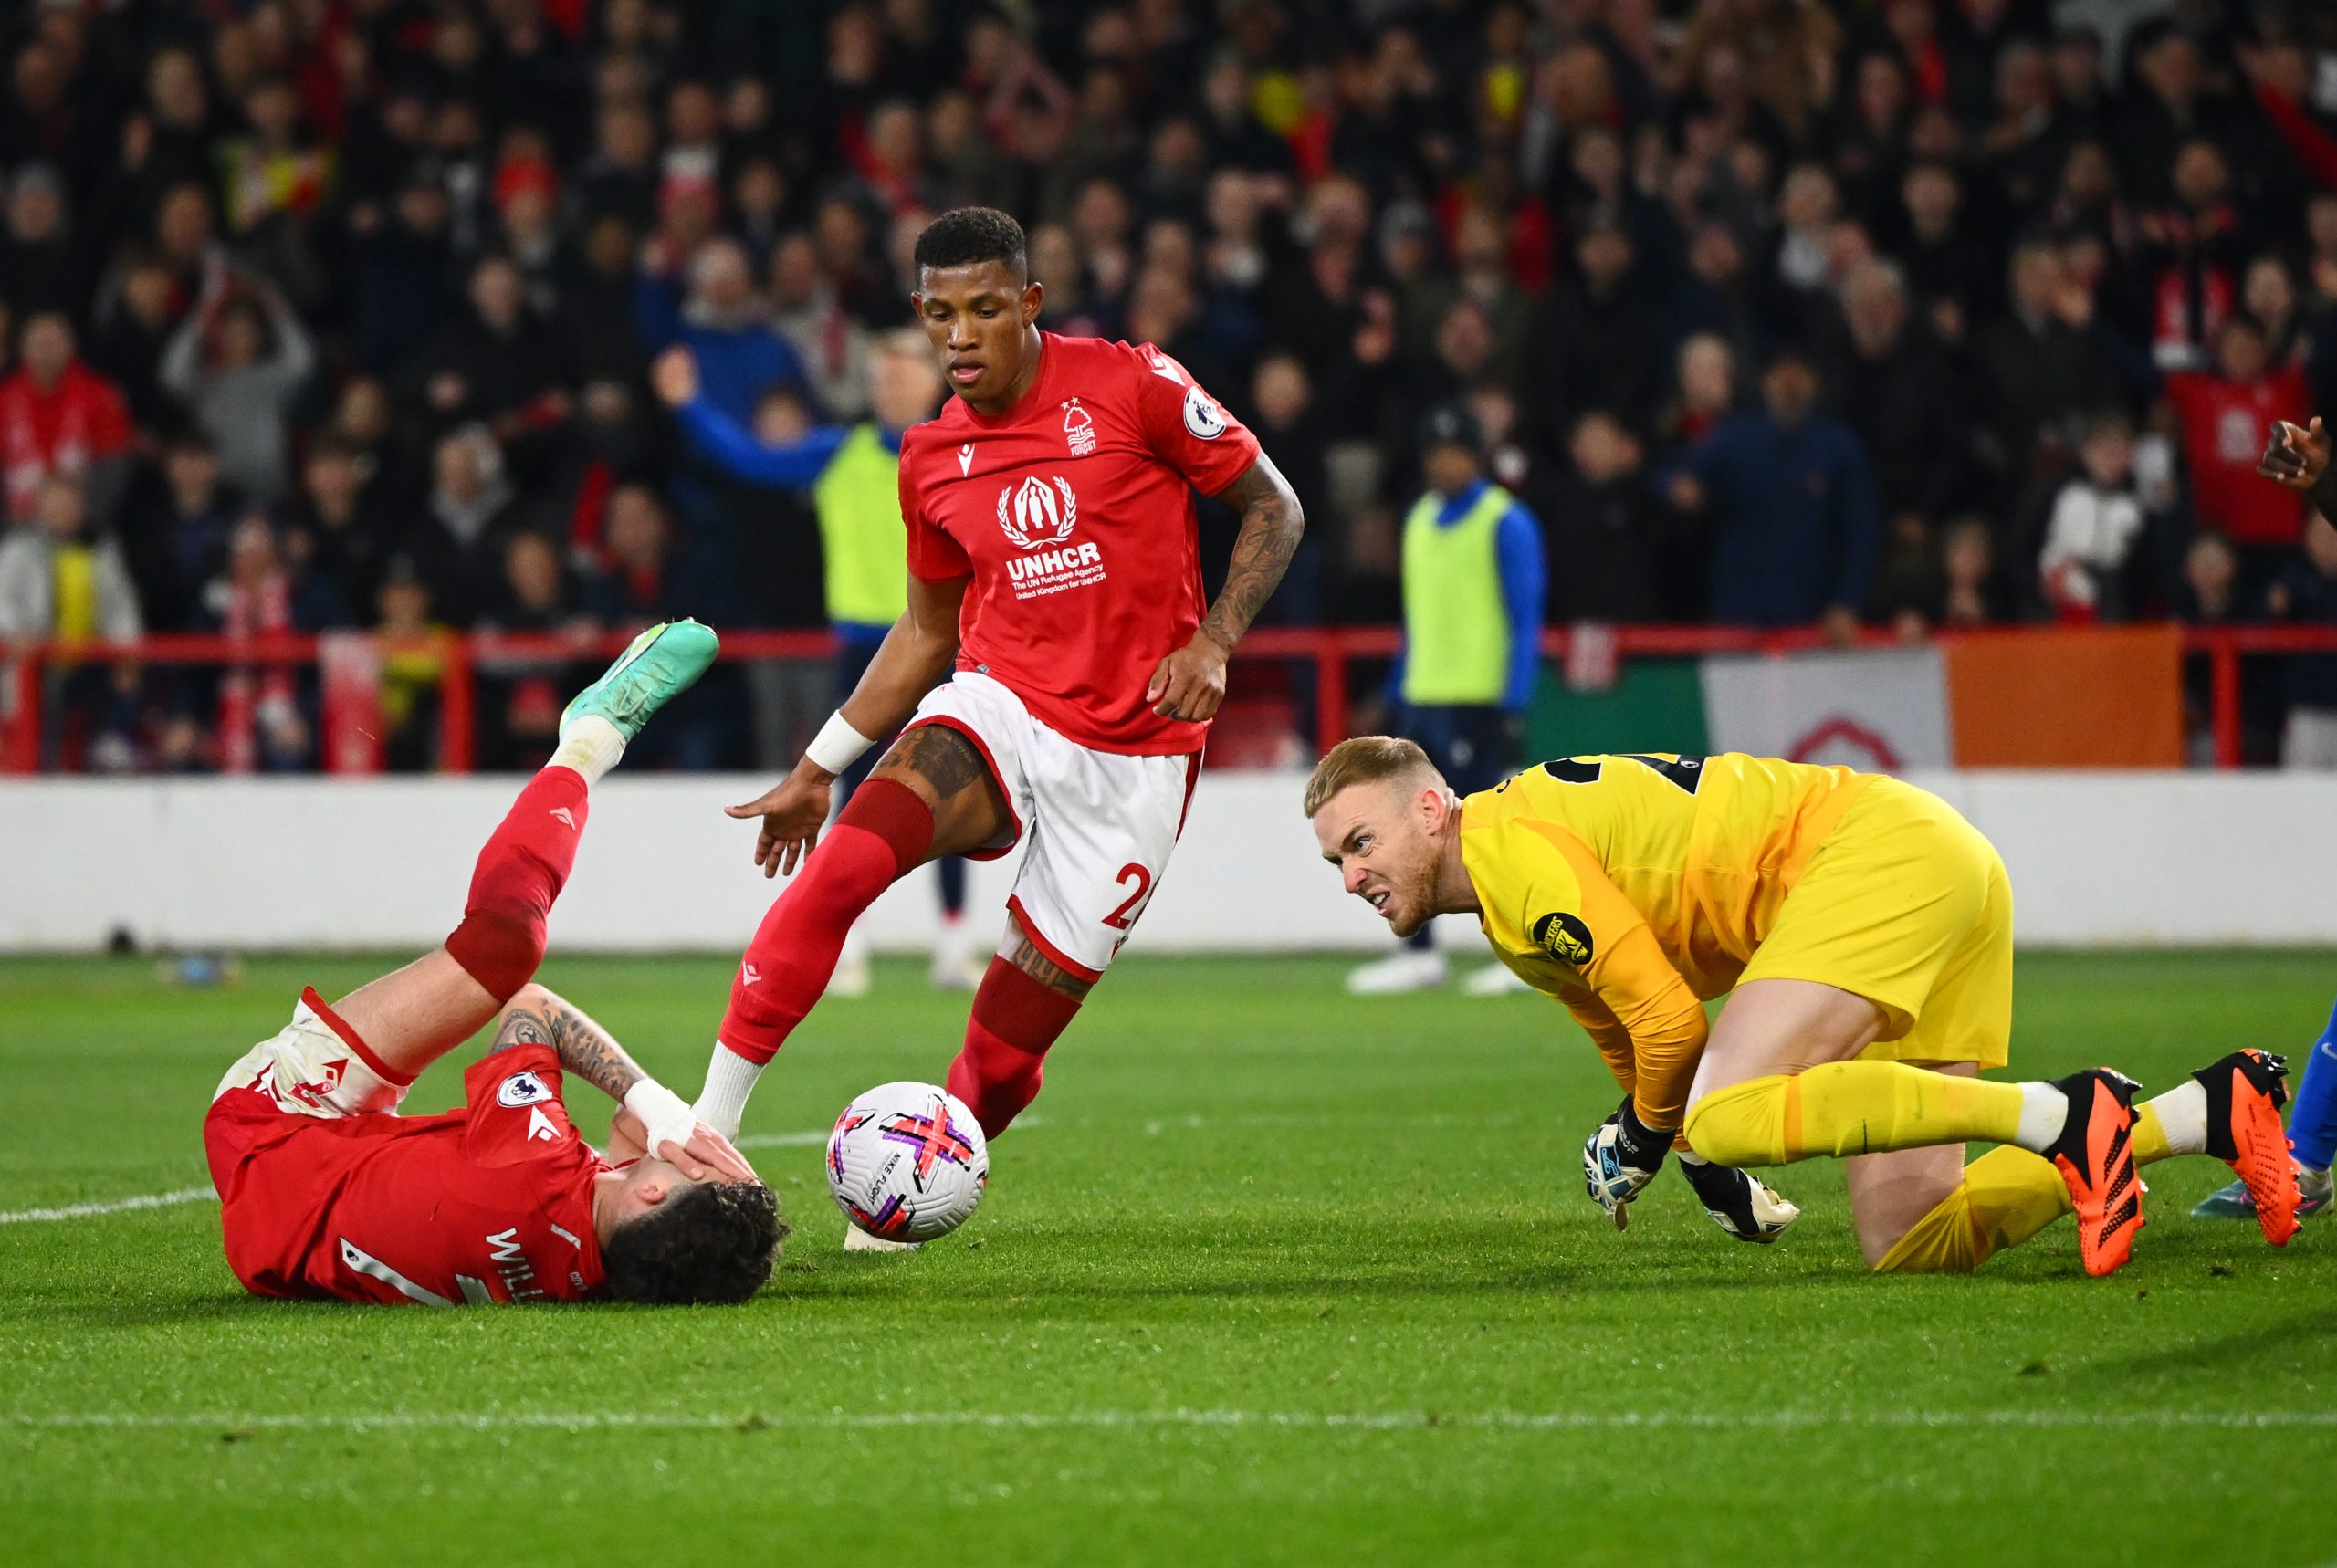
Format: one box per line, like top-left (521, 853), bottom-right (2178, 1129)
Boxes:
top-left (4, 950), bottom-right (2334, 1566)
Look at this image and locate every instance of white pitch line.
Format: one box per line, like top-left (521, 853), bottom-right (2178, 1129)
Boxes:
top-left (0, 1187), bottom-right (216, 1226)
top-left (8, 1408), bottom-right (2337, 1435)
top-left (734, 1129), bottom-right (831, 1150)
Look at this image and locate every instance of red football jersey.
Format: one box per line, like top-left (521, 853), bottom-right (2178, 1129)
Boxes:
top-left (204, 1044), bottom-right (609, 1305)
top-left (899, 332), bottom-right (1263, 754)
top-left (2165, 367), bottom-right (2310, 547)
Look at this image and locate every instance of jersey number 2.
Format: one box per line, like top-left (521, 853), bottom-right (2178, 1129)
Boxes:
top-left (1102, 863), bottom-right (1154, 930)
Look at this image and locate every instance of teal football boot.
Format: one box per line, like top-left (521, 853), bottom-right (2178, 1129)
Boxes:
top-left (561, 619), bottom-right (720, 746)
top-left (2193, 1165), bottom-right (2332, 1221)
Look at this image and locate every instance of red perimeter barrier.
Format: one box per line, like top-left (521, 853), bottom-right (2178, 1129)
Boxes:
top-left (2, 623), bottom-right (2332, 773)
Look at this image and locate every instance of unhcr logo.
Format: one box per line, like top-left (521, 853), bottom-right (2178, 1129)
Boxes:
top-left (996, 475), bottom-right (1079, 550)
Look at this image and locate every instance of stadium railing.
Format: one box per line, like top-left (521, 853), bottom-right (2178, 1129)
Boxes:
top-left (5, 623), bottom-right (2334, 772)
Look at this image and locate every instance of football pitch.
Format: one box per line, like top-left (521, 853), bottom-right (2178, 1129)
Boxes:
top-left (5, 950), bottom-right (2334, 1566)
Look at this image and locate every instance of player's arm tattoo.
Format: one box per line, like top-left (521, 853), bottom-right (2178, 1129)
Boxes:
top-left (1198, 453), bottom-right (1305, 652)
top-left (488, 1007), bottom-right (552, 1051)
top-left (488, 990), bottom-right (645, 1102)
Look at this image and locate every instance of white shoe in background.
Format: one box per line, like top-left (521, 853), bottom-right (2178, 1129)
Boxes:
top-left (1462, 962), bottom-right (1534, 996)
top-left (1345, 949), bottom-right (1450, 995)
top-left (928, 913), bottom-right (984, 990)
top-left (828, 924), bottom-right (874, 998)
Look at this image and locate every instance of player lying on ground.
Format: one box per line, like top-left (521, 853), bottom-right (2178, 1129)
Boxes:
top-left (1305, 738), bottom-right (2299, 1276)
top-left (204, 622), bottom-right (782, 1305)
top-left (693, 208), bottom-right (1304, 1198)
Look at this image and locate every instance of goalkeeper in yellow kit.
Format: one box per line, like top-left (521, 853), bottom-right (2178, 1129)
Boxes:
top-left (1304, 737), bottom-right (2301, 1275)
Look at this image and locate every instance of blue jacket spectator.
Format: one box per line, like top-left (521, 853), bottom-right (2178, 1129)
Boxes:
top-left (634, 236), bottom-right (804, 424)
top-left (1662, 350), bottom-right (1881, 630)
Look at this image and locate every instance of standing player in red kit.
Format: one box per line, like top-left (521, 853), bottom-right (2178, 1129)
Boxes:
top-left (694, 208), bottom-right (1305, 1179)
top-left (204, 622), bottom-right (782, 1304)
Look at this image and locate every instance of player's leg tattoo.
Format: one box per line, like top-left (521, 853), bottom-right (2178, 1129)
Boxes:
top-left (872, 723), bottom-right (1013, 859)
top-left (1004, 927), bottom-right (1095, 1002)
top-left (881, 722), bottom-right (989, 798)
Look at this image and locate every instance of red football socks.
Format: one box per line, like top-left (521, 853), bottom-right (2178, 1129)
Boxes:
top-left (948, 956), bottom-right (1082, 1136)
top-left (718, 779), bottom-right (935, 1063)
top-left (444, 766), bottom-right (589, 1001)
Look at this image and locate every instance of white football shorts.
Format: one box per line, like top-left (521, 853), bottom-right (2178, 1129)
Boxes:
top-left (214, 988), bottom-right (409, 1118)
top-left (907, 670), bottom-right (1200, 980)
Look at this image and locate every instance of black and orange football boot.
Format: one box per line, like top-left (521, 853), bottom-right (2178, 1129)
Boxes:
top-left (2041, 1069), bottom-right (2144, 1276)
top-left (2194, 1050), bottom-right (2298, 1248)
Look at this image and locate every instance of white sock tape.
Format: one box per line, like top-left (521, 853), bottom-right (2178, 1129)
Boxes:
top-left (805, 711), bottom-right (876, 776)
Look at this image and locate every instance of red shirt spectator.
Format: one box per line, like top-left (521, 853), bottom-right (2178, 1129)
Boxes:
top-left (2164, 318), bottom-right (2310, 547)
top-left (0, 312), bottom-right (131, 521)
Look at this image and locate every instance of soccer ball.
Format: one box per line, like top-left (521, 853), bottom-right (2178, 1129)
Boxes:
top-left (825, 1082), bottom-right (990, 1242)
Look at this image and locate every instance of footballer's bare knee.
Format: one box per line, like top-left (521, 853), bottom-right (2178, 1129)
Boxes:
top-left (1845, 1140), bottom-right (1967, 1266)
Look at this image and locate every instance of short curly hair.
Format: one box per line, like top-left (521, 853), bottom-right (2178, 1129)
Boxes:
top-left (602, 1180), bottom-right (785, 1305)
top-left (912, 206), bottom-right (1027, 279)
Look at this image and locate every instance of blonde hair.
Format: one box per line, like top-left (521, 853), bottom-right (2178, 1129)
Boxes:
top-left (1302, 735), bottom-right (1443, 818)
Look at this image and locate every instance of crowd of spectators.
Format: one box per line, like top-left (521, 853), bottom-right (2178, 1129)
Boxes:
top-left (0, 0), bottom-right (2334, 770)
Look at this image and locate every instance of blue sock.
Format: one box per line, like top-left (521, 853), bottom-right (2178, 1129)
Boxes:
top-left (2285, 991), bottom-right (2337, 1171)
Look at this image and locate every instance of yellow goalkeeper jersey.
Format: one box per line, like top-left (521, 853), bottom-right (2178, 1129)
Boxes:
top-left (1459, 753), bottom-right (1873, 1129)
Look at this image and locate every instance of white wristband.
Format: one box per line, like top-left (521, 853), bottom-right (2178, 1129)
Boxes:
top-left (623, 1079), bottom-right (697, 1162)
top-left (805, 711), bottom-right (876, 776)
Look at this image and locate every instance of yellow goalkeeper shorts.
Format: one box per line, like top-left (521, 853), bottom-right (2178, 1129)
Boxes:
top-left (1734, 775), bottom-right (2013, 1067)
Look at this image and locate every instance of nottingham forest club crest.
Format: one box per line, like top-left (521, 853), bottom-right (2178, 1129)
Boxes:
top-left (1063, 397), bottom-right (1096, 455)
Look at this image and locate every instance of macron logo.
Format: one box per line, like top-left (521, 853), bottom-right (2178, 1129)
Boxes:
top-left (549, 807), bottom-right (576, 830)
top-left (741, 961), bottom-right (761, 987)
top-left (958, 444), bottom-right (974, 476)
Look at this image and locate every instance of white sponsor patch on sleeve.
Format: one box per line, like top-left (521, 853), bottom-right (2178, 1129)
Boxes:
top-left (498, 1071), bottom-right (553, 1108)
top-left (1182, 384), bottom-right (1227, 439)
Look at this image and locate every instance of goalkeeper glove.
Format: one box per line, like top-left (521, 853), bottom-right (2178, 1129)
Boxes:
top-left (1582, 1095), bottom-right (1670, 1229)
top-left (1677, 1150), bottom-right (1801, 1243)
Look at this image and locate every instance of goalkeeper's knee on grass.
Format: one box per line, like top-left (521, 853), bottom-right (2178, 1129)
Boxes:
top-left (1871, 1147), bottom-right (2073, 1273)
